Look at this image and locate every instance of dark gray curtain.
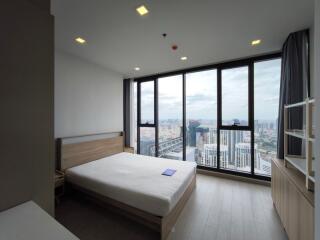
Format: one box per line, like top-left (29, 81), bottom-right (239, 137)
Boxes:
top-left (123, 79), bottom-right (131, 147)
top-left (277, 30), bottom-right (310, 159)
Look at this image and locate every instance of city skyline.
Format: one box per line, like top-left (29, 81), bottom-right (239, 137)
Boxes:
top-left (139, 118), bottom-right (278, 176)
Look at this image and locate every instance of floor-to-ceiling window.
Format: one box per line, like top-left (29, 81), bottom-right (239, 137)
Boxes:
top-left (186, 69), bottom-right (217, 167)
top-left (134, 54), bottom-right (281, 180)
top-left (221, 66), bottom-right (249, 126)
top-left (158, 75), bottom-right (183, 160)
top-left (137, 80), bottom-right (156, 156)
top-left (254, 59), bottom-right (282, 176)
top-left (140, 81), bottom-right (154, 125)
top-left (220, 65), bottom-right (252, 173)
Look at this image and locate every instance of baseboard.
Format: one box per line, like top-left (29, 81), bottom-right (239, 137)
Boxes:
top-left (197, 169), bottom-right (271, 186)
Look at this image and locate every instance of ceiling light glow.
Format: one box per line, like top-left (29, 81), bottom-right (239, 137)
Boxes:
top-left (136, 5), bottom-right (149, 16)
top-left (134, 67), bottom-right (140, 71)
top-left (251, 39), bottom-right (261, 46)
top-left (181, 56), bottom-right (188, 61)
top-left (75, 37), bottom-right (86, 44)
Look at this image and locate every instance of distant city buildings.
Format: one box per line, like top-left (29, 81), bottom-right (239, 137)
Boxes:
top-left (139, 118), bottom-right (278, 176)
top-left (193, 127), bottom-right (253, 172)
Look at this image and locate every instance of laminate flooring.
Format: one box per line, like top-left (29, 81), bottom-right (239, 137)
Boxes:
top-left (55, 174), bottom-right (288, 240)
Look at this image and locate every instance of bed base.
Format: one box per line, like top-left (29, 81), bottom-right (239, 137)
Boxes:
top-left (67, 174), bottom-right (196, 240)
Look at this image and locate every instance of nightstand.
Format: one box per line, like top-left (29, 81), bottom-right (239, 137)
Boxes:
top-left (55, 170), bottom-right (65, 204)
top-left (124, 147), bottom-right (135, 154)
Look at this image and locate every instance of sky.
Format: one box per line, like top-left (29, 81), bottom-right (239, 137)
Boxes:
top-left (136, 58), bottom-right (281, 122)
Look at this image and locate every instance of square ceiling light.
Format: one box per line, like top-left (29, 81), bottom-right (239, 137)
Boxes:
top-left (136, 5), bottom-right (149, 16)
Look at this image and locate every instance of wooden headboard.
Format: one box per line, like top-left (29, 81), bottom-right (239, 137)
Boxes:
top-left (57, 132), bottom-right (124, 170)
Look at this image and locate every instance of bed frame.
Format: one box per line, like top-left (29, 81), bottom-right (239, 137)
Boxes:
top-left (57, 132), bottom-right (196, 240)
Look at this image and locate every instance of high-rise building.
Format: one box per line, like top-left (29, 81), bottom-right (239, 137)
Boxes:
top-left (187, 120), bottom-right (201, 147)
top-left (195, 125), bottom-right (209, 157)
top-left (235, 143), bottom-right (251, 168)
top-left (201, 144), bottom-right (228, 168)
top-left (202, 144), bottom-right (217, 167)
top-left (187, 121), bottom-right (272, 175)
top-left (227, 130), bottom-right (244, 165)
top-left (208, 128), bottom-right (217, 144)
top-left (235, 143), bottom-right (259, 170)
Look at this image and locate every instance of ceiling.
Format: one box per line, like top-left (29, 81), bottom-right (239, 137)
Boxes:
top-left (52, 0), bottom-right (314, 78)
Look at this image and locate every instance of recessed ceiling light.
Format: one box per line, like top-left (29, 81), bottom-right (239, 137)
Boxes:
top-left (136, 5), bottom-right (149, 16)
top-left (134, 67), bottom-right (140, 71)
top-left (181, 56), bottom-right (188, 61)
top-left (75, 37), bottom-right (86, 44)
top-left (251, 39), bottom-right (261, 46)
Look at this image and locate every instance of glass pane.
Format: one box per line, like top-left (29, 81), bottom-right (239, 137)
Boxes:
top-left (254, 59), bottom-right (281, 176)
top-left (222, 66), bottom-right (249, 126)
top-left (158, 75), bottom-right (183, 160)
top-left (139, 127), bottom-right (155, 156)
top-left (186, 69), bottom-right (217, 167)
top-left (220, 130), bottom-right (251, 173)
top-left (140, 81), bottom-right (154, 124)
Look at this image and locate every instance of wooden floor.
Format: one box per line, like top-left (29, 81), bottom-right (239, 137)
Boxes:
top-left (55, 174), bottom-right (288, 240)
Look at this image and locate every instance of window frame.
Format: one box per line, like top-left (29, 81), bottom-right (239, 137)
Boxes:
top-left (219, 63), bottom-right (251, 129)
top-left (157, 74), bottom-right (184, 160)
top-left (132, 52), bottom-right (281, 181)
top-left (253, 58), bottom-right (282, 177)
top-left (184, 69), bottom-right (218, 165)
top-left (137, 79), bottom-right (158, 156)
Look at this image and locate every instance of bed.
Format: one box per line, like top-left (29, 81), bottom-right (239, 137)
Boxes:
top-left (57, 132), bottom-right (196, 240)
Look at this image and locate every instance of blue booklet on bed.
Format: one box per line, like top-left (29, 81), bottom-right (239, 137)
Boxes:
top-left (162, 169), bottom-right (176, 176)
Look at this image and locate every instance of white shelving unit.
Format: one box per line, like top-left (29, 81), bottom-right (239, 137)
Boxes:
top-left (284, 98), bottom-right (315, 190)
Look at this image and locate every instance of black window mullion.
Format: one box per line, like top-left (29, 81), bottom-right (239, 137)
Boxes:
top-left (137, 82), bottom-right (141, 125)
top-left (139, 124), bottom-right (156, 128)
top-left (137, 126), bottom-right (140, 154)
top-left (219, 126), bottom-right (251, 131)
top-left (248, 62), bottom-right (254, 129)
top-left (155, 79), bottom-right (159, 157)
top-left (182, 73), bottom-right (186, 161)
top-left (137, 82), bottom-right (141, 154)
top-left (217, 68), bottom-right (222, 169)
top-left (248, 62), bottom-right (255, 176)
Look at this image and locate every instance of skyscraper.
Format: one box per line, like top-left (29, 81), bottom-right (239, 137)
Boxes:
top-left (226, 130), bottom-right (244, 165)
top-left (202, 144), bottom-right (228, 168)
top-left (187, 120), bottom-right (201, 147)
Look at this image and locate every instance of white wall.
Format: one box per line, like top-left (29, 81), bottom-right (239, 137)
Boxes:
top-left (55, 51), bottom-right (123, 138)
top-left (314, 0), bottom-right (320, 238)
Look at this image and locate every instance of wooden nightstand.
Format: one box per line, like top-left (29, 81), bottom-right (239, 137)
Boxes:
top-left (55, 170), bottom-right (65, 204)
top-left (124, 147), bottom-right (135, 154)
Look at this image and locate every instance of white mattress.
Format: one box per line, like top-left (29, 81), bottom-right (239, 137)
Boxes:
top-left (65, 152), bottom-right (196, 216)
